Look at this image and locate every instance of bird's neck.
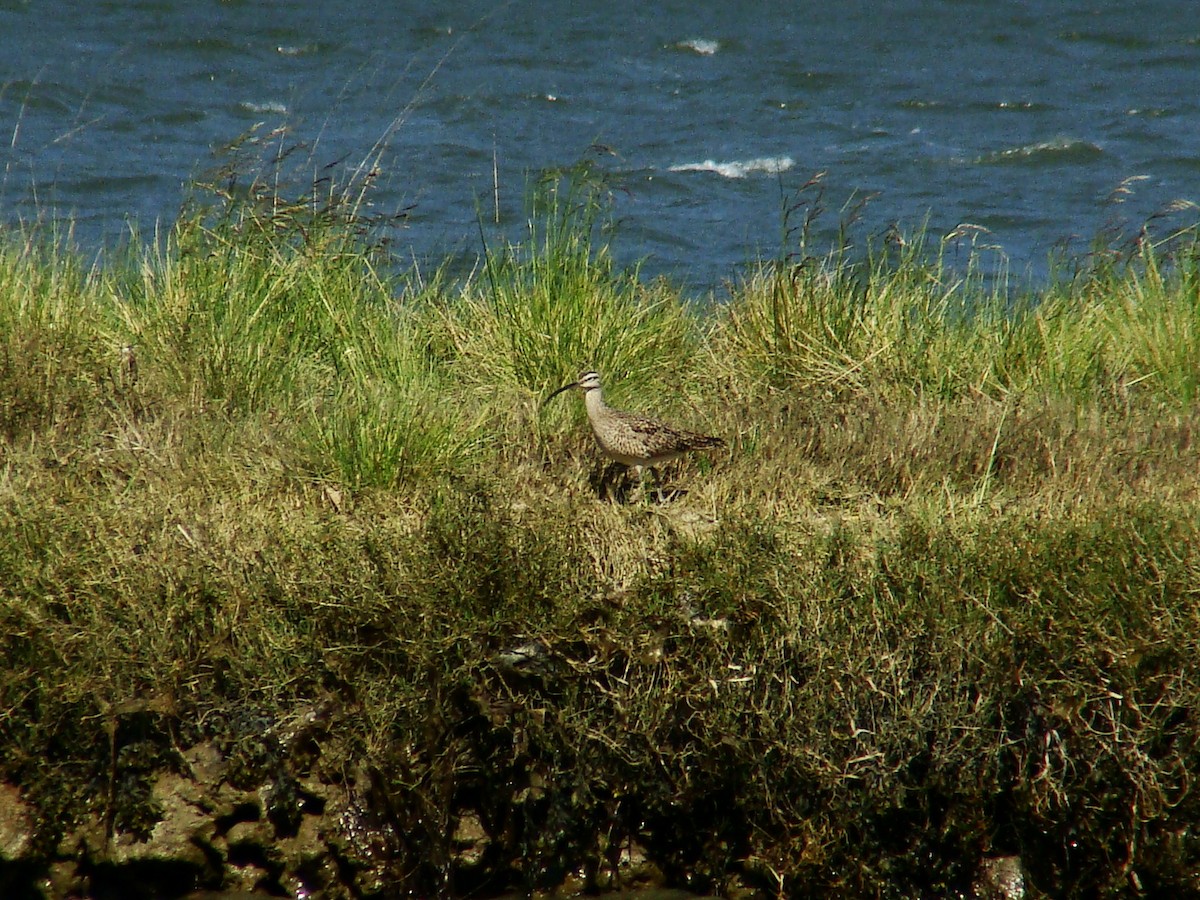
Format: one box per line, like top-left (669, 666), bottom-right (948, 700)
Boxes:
top-left (583, 387), bottom-right (606, 417)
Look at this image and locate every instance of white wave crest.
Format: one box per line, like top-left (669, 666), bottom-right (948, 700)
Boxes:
top-left (668, 156), bottom-right (794, 178)
top-left (238, 100), bottom-right (288, 115)
top-left (976, 137), bottom-right (1102, 165)
top-left (676, 38), bottom-right (720, 55)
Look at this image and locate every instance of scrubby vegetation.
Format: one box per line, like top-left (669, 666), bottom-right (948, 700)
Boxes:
top-left (2, 151), bottom-right (1200, 897)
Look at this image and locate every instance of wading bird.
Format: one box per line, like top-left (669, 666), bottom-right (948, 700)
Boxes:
top-left (544, 370), bottom-right (725, 501)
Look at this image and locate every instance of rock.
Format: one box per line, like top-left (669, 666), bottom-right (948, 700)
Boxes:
top-left (973, 855), bottom-right (1026, 900)
top-left (0, 782), bottom-right (32, 860)
top-left (181, 740), bottom-right (227, 788)
top-left (451, 810), bottom-right (489, 867)
top-left (224, 817), bottom-right (274, 851)
top-left (108, 772), bottom-right (216, 871)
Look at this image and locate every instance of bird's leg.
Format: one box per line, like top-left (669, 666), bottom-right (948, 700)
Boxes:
top-left (628, 466), bottom-right (666, 503)
top-left (624, 465), bottom-right (643, 501)
top-left (649, 466), bottom-right (667, 504)
top-left (627, 464), bottom-right (654, 504)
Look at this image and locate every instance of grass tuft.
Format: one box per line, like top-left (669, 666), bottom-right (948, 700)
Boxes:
top-left (434, 161), bottom-right (698, 411)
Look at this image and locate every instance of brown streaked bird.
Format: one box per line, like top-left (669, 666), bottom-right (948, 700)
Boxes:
top-left (543, 370), bottom-right (725, 501)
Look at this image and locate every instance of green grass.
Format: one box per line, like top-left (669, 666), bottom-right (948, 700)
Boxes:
top-left (431, 163), bottom-right (700, 447)
top-left (3, 165), bottom-right (1200, 897)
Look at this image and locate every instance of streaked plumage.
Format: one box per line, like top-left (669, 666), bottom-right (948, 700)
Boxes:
top-left (544, 370), bottom-right (725, 499)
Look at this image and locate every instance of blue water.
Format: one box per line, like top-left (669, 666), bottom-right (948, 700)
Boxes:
top-left (2, 0), bottom-right (1199, 293)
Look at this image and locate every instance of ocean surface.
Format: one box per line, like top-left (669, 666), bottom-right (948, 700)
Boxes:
top-left (2, 0), bottom-right (1199, 294)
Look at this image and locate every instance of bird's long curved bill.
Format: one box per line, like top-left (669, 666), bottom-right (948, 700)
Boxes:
top-left (541, 381), bottom-right (578, 408)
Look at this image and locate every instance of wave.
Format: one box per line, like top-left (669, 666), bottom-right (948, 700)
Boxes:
top-left (668, 156), bottom-right (794, 178)
top-left (675, 38), bottom-right (720, 56)
top-left (276, 44), bottom-right (319, 57)
top-left (238, 100), bottom-right (289, 115)
top-left (975, 137), bottom-right (1102, 166)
